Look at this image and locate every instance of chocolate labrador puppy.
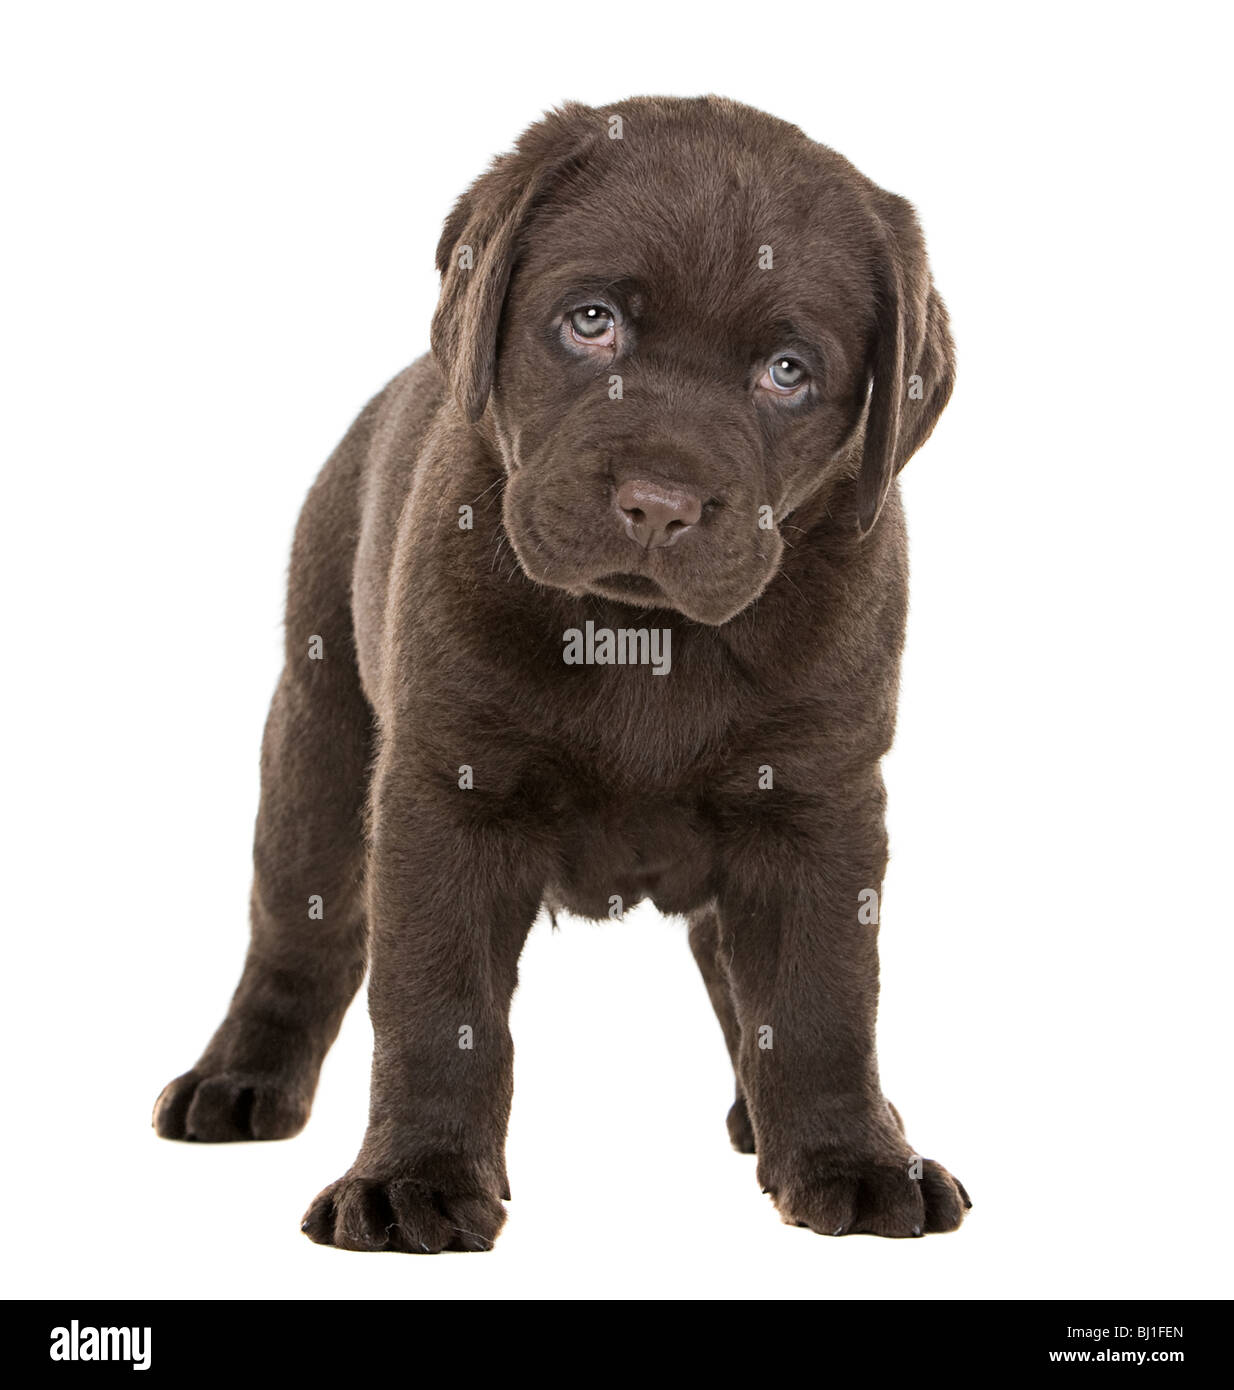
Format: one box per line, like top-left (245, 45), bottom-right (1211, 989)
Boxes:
top-left (154, 95), bottom-right (970, 1250)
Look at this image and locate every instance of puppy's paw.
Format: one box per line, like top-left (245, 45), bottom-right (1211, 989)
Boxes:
top-left (727, 1096), bottom-right (757, 1153)
top-left (773, 1156), bottom-right (970, 1238)
top-left (153, 1069), bottom-right (310, 1142)
top-left (301, 1168), bottom-right (506, 1254)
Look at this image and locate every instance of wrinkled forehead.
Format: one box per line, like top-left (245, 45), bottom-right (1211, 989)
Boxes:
top-left (514, 134), bottom-right (881, 349)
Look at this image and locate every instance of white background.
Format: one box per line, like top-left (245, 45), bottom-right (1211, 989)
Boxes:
top-left (2, 1), bottom-right (1230, 1301)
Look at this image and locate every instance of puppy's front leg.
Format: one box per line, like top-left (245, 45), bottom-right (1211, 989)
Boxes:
top-left (721, 773), bottom-right (969, 1238)
top-left (302, 751), bottom-right (545, 1254)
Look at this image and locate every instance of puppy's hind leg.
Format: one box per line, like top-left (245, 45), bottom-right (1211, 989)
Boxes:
top-left (155, 428), bottom-right (375, 1143)
top-left (688, 906), bottom-right (757, 1153)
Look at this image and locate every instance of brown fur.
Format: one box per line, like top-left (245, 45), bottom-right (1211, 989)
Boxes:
top-left (154, 95), bottom-right (969, 1250)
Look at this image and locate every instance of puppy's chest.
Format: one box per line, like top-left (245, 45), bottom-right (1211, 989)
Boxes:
top-left (508, 633), bottom-right (776, 918)
top-left (538, 633), bottom-right (741, 778)
top-left (546, 797), bottom-right (715, 921)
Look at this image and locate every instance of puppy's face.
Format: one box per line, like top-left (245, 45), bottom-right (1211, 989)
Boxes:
top-left (432, 99), bottom-right (955, 625)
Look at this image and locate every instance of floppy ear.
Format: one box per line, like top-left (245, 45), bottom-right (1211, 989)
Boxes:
top-left (430, 106), bottom-right (599, 422)
top-left (857, 197), bottom-right (956, 534)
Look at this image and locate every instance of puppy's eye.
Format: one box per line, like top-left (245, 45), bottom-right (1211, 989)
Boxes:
top-left (759, 356), bottom-right (808, 394)
top-left (568, 305), bottom-right (616, 346)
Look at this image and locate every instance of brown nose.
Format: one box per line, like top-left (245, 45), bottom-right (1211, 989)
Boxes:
top-left (615, 478), bottom-right (703, 549)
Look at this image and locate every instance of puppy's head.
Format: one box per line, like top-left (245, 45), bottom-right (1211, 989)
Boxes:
top-left (432, 97), bottom-right (954, 626)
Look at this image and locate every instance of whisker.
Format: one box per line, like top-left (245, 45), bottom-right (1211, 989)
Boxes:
top-left (469, 474), bottom-right (505, 508)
